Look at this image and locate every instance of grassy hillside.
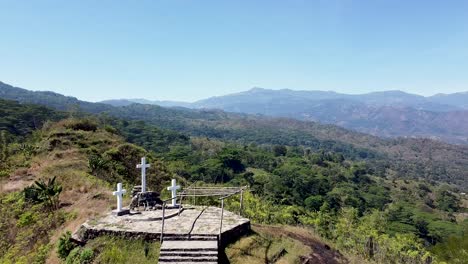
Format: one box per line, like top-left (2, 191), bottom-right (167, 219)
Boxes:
top-left (226, 225), bottom-right (350, 264)
top-left (0, 98), bottom-right (467, 263)
top-left (0, 118), bottom-right (122, 263)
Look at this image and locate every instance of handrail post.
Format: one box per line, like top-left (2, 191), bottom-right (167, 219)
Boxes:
top-left (178, 195), bottom-right (183, 216)
top-left (239, 190), bottom-right (243, 216)
top-left (219, 198), bottom-right (224, 243)
top-left (160, 201), bottom-right (166, 244)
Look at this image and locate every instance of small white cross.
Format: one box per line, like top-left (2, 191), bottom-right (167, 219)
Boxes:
top-left (167, 179), bottom-right (180, 207)
top-left (113, 183), bottom-right (126, 212)
top-left (136, 157), bottom-right (151, 193)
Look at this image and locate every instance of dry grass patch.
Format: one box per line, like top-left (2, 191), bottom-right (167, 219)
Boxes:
top-left (226, 225), bottom-right (354, 264)
top-left (226, 225), bottom-right (311, 264)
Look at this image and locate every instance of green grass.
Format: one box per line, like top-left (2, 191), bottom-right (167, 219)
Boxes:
top-left (86, 236), bottom-right (160, 264)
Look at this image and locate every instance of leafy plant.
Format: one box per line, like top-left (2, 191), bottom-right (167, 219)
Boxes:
top-left (65, 247), bottom-right (94, 264)
top-left (57, 231), bottom-right (77, 260)
top-left (88, 154), bottom-right (109, 175)
top-left (24, 176), bottom-right (62, 210)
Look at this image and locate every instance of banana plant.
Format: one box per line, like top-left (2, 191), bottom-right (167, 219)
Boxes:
top-left (25, 176), bottom-right (63, 211)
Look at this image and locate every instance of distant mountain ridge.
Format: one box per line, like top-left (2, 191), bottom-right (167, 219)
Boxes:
top-left (101, 98), bottom-right (192, 108)
top-left (1, 81), bottom-right (468, 190)
top-left (101, 87), bottom-right (468, 144)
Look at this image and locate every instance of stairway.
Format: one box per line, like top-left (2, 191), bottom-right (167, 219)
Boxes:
top-left (158, 235), bottom-right (219, 264)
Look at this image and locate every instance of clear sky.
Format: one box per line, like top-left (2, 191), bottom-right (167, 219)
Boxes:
top-left (1, 0), bottom-right (467, 102)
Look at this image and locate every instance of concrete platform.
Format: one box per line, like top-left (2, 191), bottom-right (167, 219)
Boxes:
top-left (73, 206), bottom-right (250, 247)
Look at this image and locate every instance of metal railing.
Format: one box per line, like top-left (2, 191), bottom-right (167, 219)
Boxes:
top-left (218, 189), bottom-right (245, 243)
top-left (160, 196), bottom-right (180, 244)
top-left (159, 186), bottom-right (248, 244)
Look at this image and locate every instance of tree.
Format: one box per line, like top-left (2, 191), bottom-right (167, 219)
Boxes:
top-left (0, 130), bottom-right (8, 162)
top-left (435, 189), bottom-right (460, 212)
top-left (273, 145), bottom-right (287, 157)
top-left (219, 149), bottom-right (245, 173)
top-left (305, 195), bottom-right (324, 211)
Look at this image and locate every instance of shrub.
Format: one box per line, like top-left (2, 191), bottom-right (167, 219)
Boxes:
top-left (65, 119), bottom-right (98, 132)
top-left (104, 125), bottom-right (118, 134)
top-left (305, 195), bottom-right (324, 211)
top-left (88, 154), bottom-right (109, 175)
top-left (65, 247), bottom-right (80, 264)
top-left (57, 231), bottom-right (77, 260)
top-left (0, 170), bottom-right (9, 178)
top-left (17, 211), bottom-right (36, 227)
top-left (65, 247), bottom-right (94, 264)
top-left (80, 248), bottom-right (94, 263)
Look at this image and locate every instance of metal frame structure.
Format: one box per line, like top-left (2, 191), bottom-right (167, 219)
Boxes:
top-left (159, 186), bottom-right (248, 244)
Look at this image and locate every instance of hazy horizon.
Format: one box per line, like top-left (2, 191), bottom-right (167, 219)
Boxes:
top-left (1, 1), bottom-right (468, 102)
top-left (2, 80), bottom-right (467, 103)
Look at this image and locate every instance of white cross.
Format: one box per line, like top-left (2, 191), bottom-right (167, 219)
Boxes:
top-left (167, 179), bottom-right (180, 207)
top-left (136, 157), bottom-right (151, 193)
top-left (113, 183), bottom-right (126, 212)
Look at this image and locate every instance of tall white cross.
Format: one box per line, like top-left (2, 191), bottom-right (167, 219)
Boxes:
top-left (113, 183), bottom-right (126, 212)
top-left (167, 179), bottom-right (180, 207)
top-left (136, 157), bottom-right (151, 193)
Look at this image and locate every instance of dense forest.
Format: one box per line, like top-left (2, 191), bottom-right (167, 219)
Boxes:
top-left (1, 82), bottom-right (468, 190)
top-left (0, 98), bottom-right (467, 263)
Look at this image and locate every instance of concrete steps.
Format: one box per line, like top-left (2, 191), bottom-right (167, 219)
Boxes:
top-left (163, 235), bottom-right (218, 241)
top-left (159, 239), bottom-right (218, 264)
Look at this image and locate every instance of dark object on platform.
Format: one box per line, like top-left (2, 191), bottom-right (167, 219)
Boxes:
top-left (130, 191), bottom-right (163, 211)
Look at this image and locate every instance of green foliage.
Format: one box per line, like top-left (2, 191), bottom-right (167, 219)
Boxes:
top-left (64, 119), bottom-right (98, 132)
top-left (432, 228), bottom-right (468, 264)
top-left (435, 188), bottom-right (460, 212)
top-left (305, 195), bottom-right (324, 211)
top-left (0, 130), bottom-right (10, 162)
top-left (4, 84), bottom-right (468, 190)
top-left (79, 248), bottom-right (94, 263)
top-left (0, 98), bottom-right (65, 139)
top-left (57, 231), bottom-right (77, 260)
top-left (273, 145), bottom-right (287, 156)
top-left (0, 93), bottom-right (466, 264)
top-left (17, 211), bottom-right (37, 227)
top-left (86, 236), bottom-right (159, 264)
top-left (88, 154), bottom-right (109, 175)
top-left (0, 192), bottom-right (67, 263)
top-left (65, 247), bottom-right (94, 264)
top-left (24, 176), bottom-right (62, 210)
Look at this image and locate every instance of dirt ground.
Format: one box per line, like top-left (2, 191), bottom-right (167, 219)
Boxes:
top-left (252, 224), bottom-right (349, 264)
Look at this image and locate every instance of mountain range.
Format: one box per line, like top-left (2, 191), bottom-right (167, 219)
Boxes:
top-left (102, 88), bottom-right (468, 144)
top-left (1, 81), bottom-right (468, 190)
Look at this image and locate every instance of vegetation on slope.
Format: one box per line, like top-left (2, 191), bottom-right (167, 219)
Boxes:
top-left (65, 236), bottom-right (160, 264)
top-left (0, 116), bottom-right (163, 263)
top-left (226, 225), bottom-right (349, 264)
top-left (0, 98), bottom-right (467, 263)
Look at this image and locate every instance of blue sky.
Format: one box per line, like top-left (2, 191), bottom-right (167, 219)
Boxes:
top-left (1, 0), bottom-right (467, 102)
